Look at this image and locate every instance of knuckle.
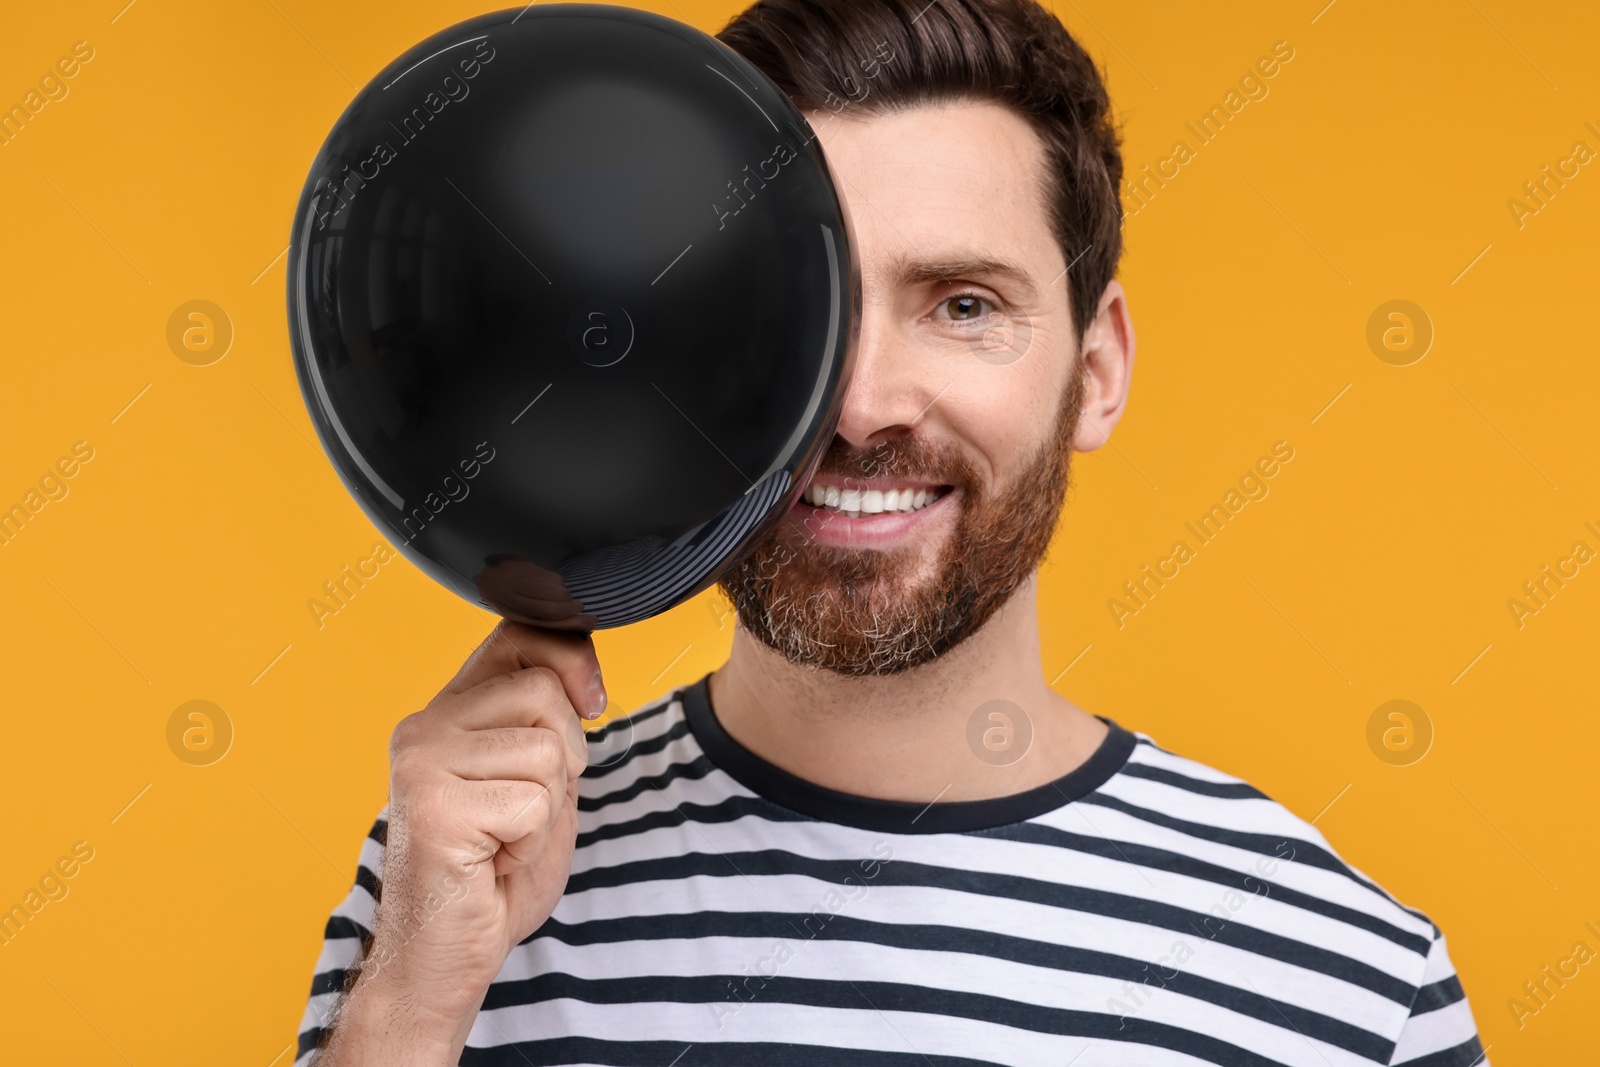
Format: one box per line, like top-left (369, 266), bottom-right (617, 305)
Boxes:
top-left (389, 746), bottom-right (418, 787)
top-left (513, 780), bottom-right (553, 824)
top-left (525, 728), bottom-right (564, 778)
top-left (389, 711), bottom-right (424, 755)
top-left (522, 665), bottom-right (561, 698)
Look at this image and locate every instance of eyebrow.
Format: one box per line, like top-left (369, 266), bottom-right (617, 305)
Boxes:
top-left (887, 254), bottom-right (1040, 301)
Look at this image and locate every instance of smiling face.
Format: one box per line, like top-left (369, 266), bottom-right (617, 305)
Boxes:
top-left (718, 98), bottom-right (1128, 675)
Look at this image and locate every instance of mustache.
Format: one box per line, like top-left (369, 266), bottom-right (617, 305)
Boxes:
top-left (810, 435), bottom-right (975, 488)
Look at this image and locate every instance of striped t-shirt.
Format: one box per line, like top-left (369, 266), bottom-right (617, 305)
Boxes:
top-left (295, 674), bottom-right (1487, 1066)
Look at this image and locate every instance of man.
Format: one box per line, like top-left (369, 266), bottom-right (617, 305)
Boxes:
top-left (295, 1), bottom-right (1488, 1063)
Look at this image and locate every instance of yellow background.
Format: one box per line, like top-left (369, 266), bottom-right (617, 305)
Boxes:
top-left (1, 0), bottom-right (1594, 1062)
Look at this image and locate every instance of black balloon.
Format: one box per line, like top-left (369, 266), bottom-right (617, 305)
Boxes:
top-left (288, 4), bottom-right (857, 630)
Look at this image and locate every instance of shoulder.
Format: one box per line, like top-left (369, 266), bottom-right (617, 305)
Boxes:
top-left (1105, 729), bottom-right (1350, 846)
top-left (1103, 725), bottom-right (1415, 899)
top-left (1083, 727), bottom-right (1489, 1057)
top-left (1077, 723), bottom-right (1445, 974)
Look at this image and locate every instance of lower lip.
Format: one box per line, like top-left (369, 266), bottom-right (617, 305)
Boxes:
top-left (784, 488), bottom-right (959, 548)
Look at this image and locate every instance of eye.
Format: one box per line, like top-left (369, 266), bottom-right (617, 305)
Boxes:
top-left (935, 290), bottom-right (998, 324)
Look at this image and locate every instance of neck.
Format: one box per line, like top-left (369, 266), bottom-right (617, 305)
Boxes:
top-left (706, 575), bottom-right (1109, 806)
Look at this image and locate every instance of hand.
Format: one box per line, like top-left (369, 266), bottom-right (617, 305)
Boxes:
top-left (320, 619), bottom-right (606, 1064)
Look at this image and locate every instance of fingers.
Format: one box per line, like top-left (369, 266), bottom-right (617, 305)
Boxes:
top-left (492, 777), bottom-right (579, 875)
top-left (456, 778), bottom-right (563, 853)
top-left (388, 766), bottom-right (563, 872)
top-left (396, 672), bottom-right (589, 783)
top-left (444, 619), bottom-right (607, 720)
top-left (448, 668), bottom-right (590, 773)
top-left (441, 722), bottom-right (581, 786)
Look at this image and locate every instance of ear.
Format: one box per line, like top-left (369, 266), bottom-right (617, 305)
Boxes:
top-left (1070, 279), bottom-right (1136, 453)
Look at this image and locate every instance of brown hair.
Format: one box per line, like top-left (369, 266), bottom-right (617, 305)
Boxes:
top-left (716, 0), bottom-right (1125, 341)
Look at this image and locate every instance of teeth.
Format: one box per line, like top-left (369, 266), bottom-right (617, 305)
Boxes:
top-left (805, 483), bottom-right (944, 516)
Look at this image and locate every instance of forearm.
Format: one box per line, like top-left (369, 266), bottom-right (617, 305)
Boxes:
top-left (313, 964), bottom-right (483, 1067)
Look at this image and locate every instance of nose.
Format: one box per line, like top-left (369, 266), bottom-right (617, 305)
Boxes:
top-left (832, 290), bottom-right (943, 453)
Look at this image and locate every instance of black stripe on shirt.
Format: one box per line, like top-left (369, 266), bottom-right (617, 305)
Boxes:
top-left (462, 1036), bottom-right (998, 1067)
top-left (570, 790), bottom-right (1428, 961)
top-left (574, 790), bottom-right (809, 850)
top-left (1080, 793), bottom-right (1433, 932)
top-left (477, 973), bottom-right (1327, 1067)
top-left (309, 966), bottom-right (352, 999)
top-left (353, 863), bottom-right (382, 903)
top-left (561, 848), bottom-right (1418, 1004)
top-left (1119, 761), bottom-right (1269, 800)
top-left (991, 820), bottom-right (1431, 955)
top-left (582, 717), bottom-right (694, 781)
top-left (582, 701), bottom-right (673, 750)
top-left (579, 754), bottom-right (719, 814)
top-left (1409, 972), bottom-right (1467, 1016)
top-left (296, 1027), bottom-right (325, 1062)
top-left (524, 911), bottom-right (1392, 1059)
top-left (322, 915), bottom-right (368, 942)
top-left (1082, 793), bottom-right (1380, 891)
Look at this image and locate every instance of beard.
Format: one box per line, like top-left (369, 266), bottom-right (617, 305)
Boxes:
top-left (717, 361), bottom-right (1087, 676)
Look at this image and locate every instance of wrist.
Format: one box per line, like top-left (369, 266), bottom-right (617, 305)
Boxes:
top-left (322, 967), bottom-right (484, 1066)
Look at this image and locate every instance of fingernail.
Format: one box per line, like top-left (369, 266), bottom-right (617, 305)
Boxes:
top-left (587, 673), bottom-right (607, 719)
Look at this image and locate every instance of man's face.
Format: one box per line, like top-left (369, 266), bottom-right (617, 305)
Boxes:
top-left (719, 99), bottom-right (1091, 675)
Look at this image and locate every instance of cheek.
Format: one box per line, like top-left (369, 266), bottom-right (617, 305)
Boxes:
top-left (1010, 334), bottom-right (1075, 435)
top-left (942, 373), bottom-right (1045, 490)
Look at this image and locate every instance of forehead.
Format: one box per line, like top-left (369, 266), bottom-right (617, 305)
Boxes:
top-left (816, 99), bottom-right (1061, 297)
